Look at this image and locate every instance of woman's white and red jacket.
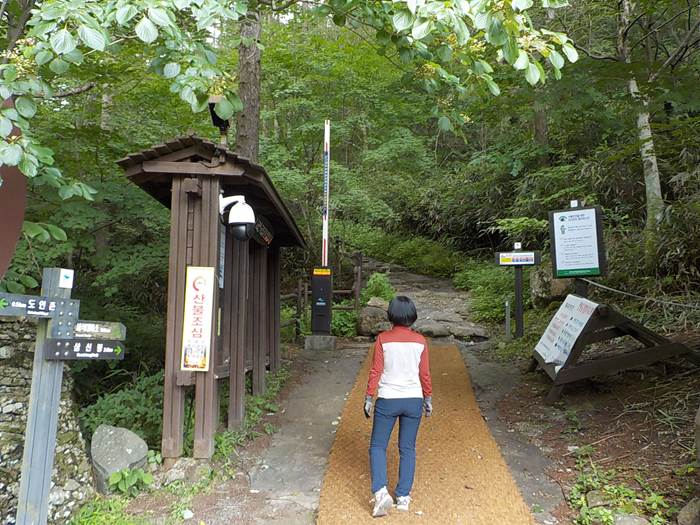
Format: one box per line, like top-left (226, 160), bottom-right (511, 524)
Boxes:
top-left (365, 325), bottom-right (432, 399)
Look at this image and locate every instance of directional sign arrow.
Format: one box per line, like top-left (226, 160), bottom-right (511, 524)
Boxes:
top-left (44, 338), bottom-right (126, 361)
top-left (0, 292), bottom-right (80, 319)
top-left (74, 320), bottom-right (127, 341)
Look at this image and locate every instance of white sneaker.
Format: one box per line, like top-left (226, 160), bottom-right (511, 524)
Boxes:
top-left (396, 495), bottom-right (411, 511)
top-left (371, 487), bottom-right (394, 517)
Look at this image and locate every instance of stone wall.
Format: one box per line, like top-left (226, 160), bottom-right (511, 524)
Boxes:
top-left (0, 318), bottom-right (93, 525)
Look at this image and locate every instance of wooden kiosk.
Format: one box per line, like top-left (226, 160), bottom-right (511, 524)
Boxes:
top-left (118, 136), bottom-right (305, 459)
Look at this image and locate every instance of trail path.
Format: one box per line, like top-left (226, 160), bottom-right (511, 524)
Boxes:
top-left (172, 259), bottom-right (562, 524)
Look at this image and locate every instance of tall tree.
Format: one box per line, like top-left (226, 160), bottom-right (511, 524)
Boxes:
top-left (236, 13), bottom-right (262, 162)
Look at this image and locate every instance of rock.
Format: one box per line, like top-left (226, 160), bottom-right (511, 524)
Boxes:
top-left (182, 508), bottom-right (194, 520)
top-left (413, 319), bottom-right (450, 338)
top-left (366, 297), bottom-right (389, 309)
top-left (429, 311), bottom-right (462, 323)
top-left (358, 306), bottom-right (390, 336)
top-left (447, 321), bottom-right (489, 341)
top-left (91, 424), bottom-right (148, 494)
top-left (586, 490), bottom-right (611, 508)
top-left (695, 404), bottom-right (700, 459)
top-left (613, 514), bottom-right (650, 525)
top-left (63, 479), bottom-right (80, 492)
top-left (530, 262), bottom-right (572, 309)
top-left (678, 498), bottom-right (700, 525)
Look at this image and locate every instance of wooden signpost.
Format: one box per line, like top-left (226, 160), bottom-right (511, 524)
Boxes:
top-left (495, 243), bottom-right (541, 338)
top-left (0, 268), bottom-right (126, 525)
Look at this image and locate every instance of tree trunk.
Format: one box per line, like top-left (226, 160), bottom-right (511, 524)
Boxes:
top-left (533, 100), bottom-right (549, 166)
top-left (618, 0), bottom-right (664, 262)
top-left (235, 14), bottom-right (262, 163)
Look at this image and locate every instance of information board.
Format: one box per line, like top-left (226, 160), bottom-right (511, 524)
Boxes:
top-left (534, 294), bottom-right (598, 374)
top-left (181, 266), bottom-right (215, 372)
top-left (550, 206), bottom-right (606, 278)
top-left (496, 251), bottom-right (540, 266)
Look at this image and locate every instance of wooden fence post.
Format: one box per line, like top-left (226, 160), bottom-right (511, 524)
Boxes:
top-left (16, 268), bottom-right (72, 525)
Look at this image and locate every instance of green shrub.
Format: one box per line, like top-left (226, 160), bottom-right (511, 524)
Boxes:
top-left (79, 372), bottom-right (164, 448)
top-left (453, 260), bottom-right (532, 323)
top-left (360, 273), bottom-right (395, 304)
top-left (71, 497), bottom-right (146, 525)
top-left (332, 305), bottom-right (358, 337)
top-left (108, 467), bottom-right (154, 497)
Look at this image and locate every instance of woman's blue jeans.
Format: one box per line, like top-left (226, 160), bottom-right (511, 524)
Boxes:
top-left (369, 397), bottom-right (423, 496)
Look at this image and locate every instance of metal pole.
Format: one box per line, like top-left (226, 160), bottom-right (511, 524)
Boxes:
top-left (321, 120), bottom-right (330, 267)
top-left (514, 266), bottom-right (524, 338)
top-left (505, 300), bottom-right (511, 341)
top-left (16, 268), bottom-right (73, 525)
top-left (574, 278), bottom-right (589, 298)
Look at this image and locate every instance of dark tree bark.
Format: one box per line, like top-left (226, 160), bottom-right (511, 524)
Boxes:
top-left (235, 13), bottom-right (262, 163)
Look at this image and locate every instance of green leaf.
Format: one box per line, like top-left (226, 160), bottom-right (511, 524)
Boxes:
top-left (135, 17), bottom-right (158, 43)
top-left (0, 118), bottom-right (12, 138)
top-left (511, 0), bottom-right (533, 9)
top-left (6, 281), bottom-right (24, 294)
top-left (50, 29), bottom-right (76, 55)
top-left (148, 7), bottom-right (171, 27)
top-left (392, 10), bottom-right (414, 32)
top-left (406, 0), bottom-right (418, 14)
top-left (228, 93), bottom-right (243, 112)
top-left (454, 16), bottom-right (470, 45)
top-left (3, 65), bottom-right (17, 81)
top-left (332, 13), bottom-right (346, 26)
top-left (78, 25), bottom-right (107, 51)
top-left (0, 144), bottom-right (22, 166)
top-left (118, 478), bottom-right (128, 493)
top-left (548, 49), bottom-right (564, 69)
top-left (214, 98), bottom-right (235, 120)
top-left (502, 36), bottom-right (518, 64)
top-left (108, 472), bottom-right (122, 485)
top-left (19, 156), bottom-right (38, 177)
top-left (49, 58), bottom-right (69, 74)
top-left (64, 49), bottom-right (84, 64)
top-left (486, 17), bottom-right (507, 46)
top-left (45, 224), bottom-right (67, 241)
top-left (141, 472), bottom-right (154, 485)
top-left (437, 115), bottom-right (452, 132)
top-left (19, 274), bottom-right (39, 289)
top-left (174, 0), bottom-right (191, 8)
top-left (542, 0), bottom-right (569, 7)
top-left (22, 221), bottom-right (46, 239)
top-left (35, 50), bottom-right (53, 66)
top-left (436, 45), bottom-right (452, 62)
top-left (514, 50), bottom-right (529, 70)
top-left (562, 42), bottom-right (579, 63)
top-left (116, 5), bottom-right (138, 25)
top-left (525, 61), bottom-right (540, 85)
top-left (163, 62), bottom-right (180, 78)
top-left (0, 86), bottom-right (11, 99)
top-left (485, 77), bottom-right (501, 96)
top-left (411, 18), bottom-right (432, 40)
top-left (58, 186), bottom-right (75, 200)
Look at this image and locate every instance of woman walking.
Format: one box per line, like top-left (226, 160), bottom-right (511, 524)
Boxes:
top-left (364, 296), bottom-right (432, 517)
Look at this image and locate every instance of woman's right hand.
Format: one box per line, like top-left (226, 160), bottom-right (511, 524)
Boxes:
top-left (423, 396), bottom-right (433, 417)
top-left (364, 395), bottom-right (374, 418)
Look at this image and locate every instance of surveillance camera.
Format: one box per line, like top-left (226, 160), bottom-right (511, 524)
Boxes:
top-left (219, 195), bottom-right (256, 241)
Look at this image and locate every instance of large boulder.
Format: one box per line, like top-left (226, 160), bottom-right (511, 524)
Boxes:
top-left (678, 498), bottom-right (700, 525)
top-left (358, 297), bottom-right (390, 336)
top-left (530, 262), bottom-right (572, 309)
top-left (446, 321), bottom-right (489, 341)
top-left (91, 424), bottom-right (148, 494)
top-left (412, 319), bottom-right (450, 338)
top-left (613, 515), bottom-right (650, 525)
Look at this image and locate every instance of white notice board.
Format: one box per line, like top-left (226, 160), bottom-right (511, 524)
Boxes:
top-left (181, 266), bottom-right (216, 372)
top-left (550, 206), bottom-right (605, 278)
top-left (534, 294), bottom-right (598, 374)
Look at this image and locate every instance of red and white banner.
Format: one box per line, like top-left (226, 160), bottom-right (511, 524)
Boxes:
top-left (181, 266), bottom-right (215, 372)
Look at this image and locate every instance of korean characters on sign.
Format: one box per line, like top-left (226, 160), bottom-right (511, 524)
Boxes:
top-left (181, 266), bottom-right (216, 372)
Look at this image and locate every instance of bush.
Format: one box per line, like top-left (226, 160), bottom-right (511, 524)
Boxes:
top-left (453, 260), bottom-right (532, 323)
top-left (79, 372), bottom-right (164, 448)
top-left (332, 305), bottom-right (358, 337)
top-left (360, 273), bottom-right (395, 304)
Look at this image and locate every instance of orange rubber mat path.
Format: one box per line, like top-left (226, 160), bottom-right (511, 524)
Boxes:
top-left (317, 343), bottom-right (535, 524)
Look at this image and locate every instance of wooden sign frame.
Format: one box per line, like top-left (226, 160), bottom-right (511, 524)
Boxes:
top-left (529, 297), bottom-right (700, 402)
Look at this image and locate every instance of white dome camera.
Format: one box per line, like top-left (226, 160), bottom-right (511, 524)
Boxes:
top-left (219, 194), bottom-right (256, 241)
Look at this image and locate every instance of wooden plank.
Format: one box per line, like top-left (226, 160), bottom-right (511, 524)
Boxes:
top-left (142, 161), bottom-right (245, 177)
top-left (161, 177), bottom-right (188, 458)
top-left (252, 243), bottom-right (268, 395)
top-left (580, 326), bottom-right (628, 345)
top-left (15, 269), bottom-right (71, 525)
top-left (268, 247), bottom-right (281, 373)
top-left (193, 175), bottom-right (221, 459)
top-left (228, 239), bottom-right (249, 429)
top-left (554, 343), bottom-right (689, 384)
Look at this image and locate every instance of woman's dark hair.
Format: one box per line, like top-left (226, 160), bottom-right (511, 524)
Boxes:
top-left (387, 296), bottom-right (417, 327)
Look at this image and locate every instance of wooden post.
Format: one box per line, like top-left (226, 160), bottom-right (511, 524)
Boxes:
top-left (295, 277), bottom-right (303, 339)
top-left (514, 266), bottom-right (524, 338)
top-left (193, 176), bottom-right (221, 459)
top-left (225, 238), bottom-right (249, 429)
top-left (268, 247), bottom-right (281, 372)
top-left (353, 251), bottom-right (363, 313)
top-left (162, 177), bottom-right (189, 459)
top-left (251, 243), bottom-right (268, 395)
top-left (16, 268), bottom-right (72, 525)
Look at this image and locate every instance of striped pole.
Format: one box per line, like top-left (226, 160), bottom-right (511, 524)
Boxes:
top-left (322, 120), bottom-right (330, 267)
